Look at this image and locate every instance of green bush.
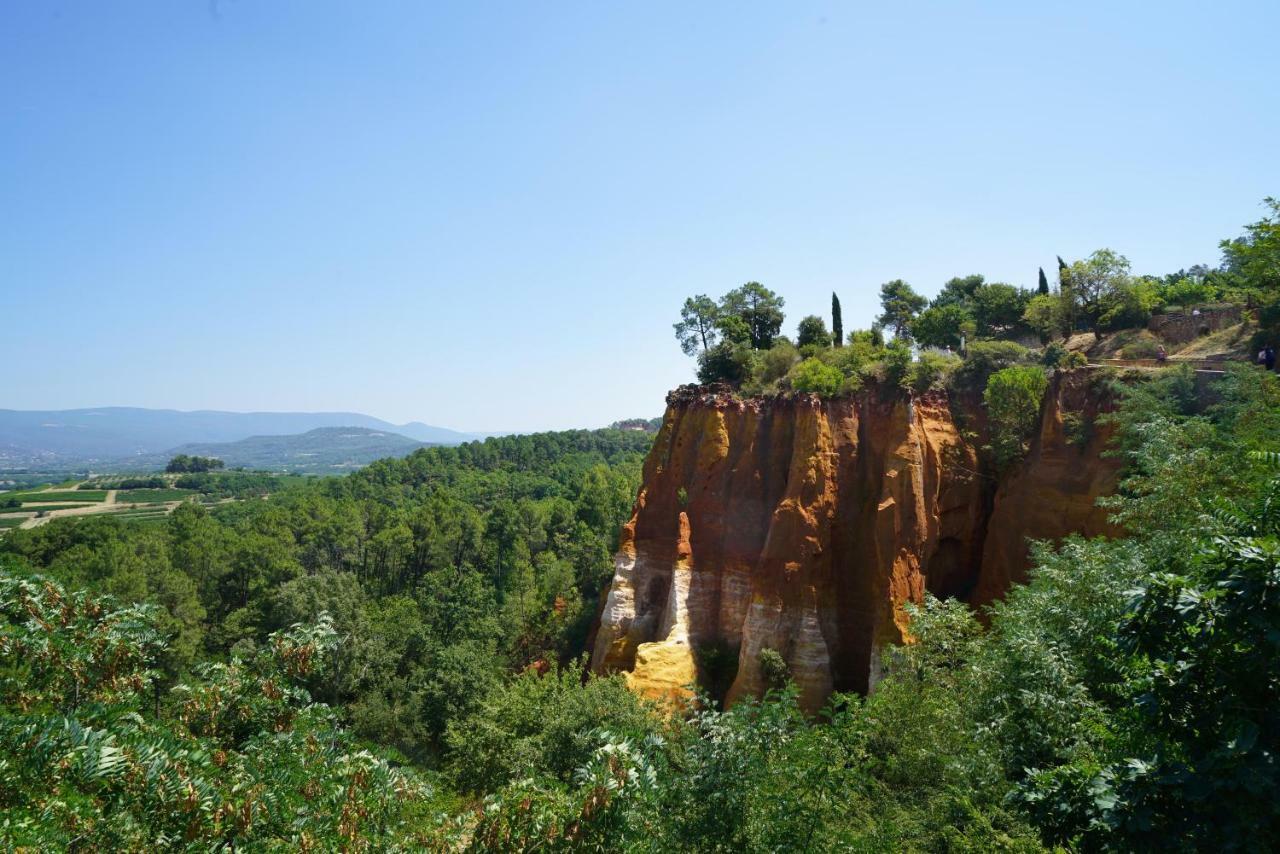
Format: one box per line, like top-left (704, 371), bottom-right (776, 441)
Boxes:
top-left (1041, 342), bottom-right (1068, 367)
top-left (743, 340), bottom-right (799, 395)
top-left (758, 647), bottom-right (790, 692)
top-left (983, 365), bottom-right (1049, 468)
top-left (881, 339), bottom-right (914, 389)
top-left (789, 357), bottom-right (844, 396)
top-left (956, 340), bottom-right (1032, 390)
top-left (697, 341), bottom-right (755, 387)
top-left (1123, 339), bottom-right (1159, 359)
top-left (910, 351), bottom-right (961, 393)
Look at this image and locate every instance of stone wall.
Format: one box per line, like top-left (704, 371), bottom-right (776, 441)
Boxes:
top-left (1149, 304), bottom-right (1242, 344)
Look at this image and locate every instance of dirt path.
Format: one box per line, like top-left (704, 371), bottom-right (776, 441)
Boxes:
top-left (17, 489), bottom-right (185, 530)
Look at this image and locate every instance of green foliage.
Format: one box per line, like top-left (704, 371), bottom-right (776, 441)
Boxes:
top-left (955, 340), bottom-right (1032, 390)
top-left (673, 294), bottom-right (721, 356)
top-left (443, 660), bottom-right (659, 794)
top-left (720, 282), bottom-right (786, 350)
top-left (164, 454), bottom-right (224, 474)
top-left (697, 340), bottom-right (754, 386)
top-left (788, 357), bottom-right (844, 397)
top-left (910, 350), bottom-right (961, 393)
top-left (1121, 338), bottom-right (1159, 359)
top-left (1220, 196), bottom-right (1280, 292)
top-left (1061, 249), bottom-right (1134, 340)
top-left (972, 282), bottom-right (1032, 338)
top-left (911, 303), bottom-right (972, 349)
top-left (1023, 292), bottom-right (1069, 343)
top-left (757, 647), bottom-right (790, 692)
top-left (795, 314), bottom-right (830, 349)
top-left (933, 273), bottom-right (986, 308)
top-left (877, 279), bottom-right (927, 339)
top-left (983, 365), bottom-right (1049, 468)
top-left (880, 338), bottom-right (914, 389)
top-left (1040, 341), bottom-right (1068, 367)
top-left (0, 571), bottom-right (432, 850)
top-left (742, 339), bottom-right (798, 395)
top-left (831, 292), bottom-right (844, 347)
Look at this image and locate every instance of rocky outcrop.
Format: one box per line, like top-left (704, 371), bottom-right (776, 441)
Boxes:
top-left (591, 372), bottom-right (1121, 711)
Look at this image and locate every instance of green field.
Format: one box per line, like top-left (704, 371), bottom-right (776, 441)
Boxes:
top-left (109, 508), bottom-right (173, 524)
top-left (117, 489), bottom-right (195, 503)
top-left (5, 490), bottom-right (108, 503)
top-left (3, 503), bottom-right (94, 514)
top-left (0, 517), bottom-right (26, 529)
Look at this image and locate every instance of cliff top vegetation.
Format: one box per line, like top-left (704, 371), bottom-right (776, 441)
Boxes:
top-left (674, 197), bottom-right (1280, 401)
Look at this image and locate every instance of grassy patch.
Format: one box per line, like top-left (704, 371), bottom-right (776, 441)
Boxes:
top-left (111, 506), bottom-right (174, 518)
top-left (5, 490), bottom-right (107, 503)
top-left (116, 489), bottom-right (195, 503)
top-left (0, 517), bottom-right (27, 529)
top-left (9, 503), bottom-right (94, 513)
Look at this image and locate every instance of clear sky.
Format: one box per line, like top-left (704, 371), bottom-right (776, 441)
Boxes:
top-left (5, 2), bottom-right (1278, 432)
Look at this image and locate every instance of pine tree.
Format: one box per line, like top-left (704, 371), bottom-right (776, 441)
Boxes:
top-left (831, 292), bottom-right (844, 347)
top-left (1038, 267), bottom-right (1050, 295)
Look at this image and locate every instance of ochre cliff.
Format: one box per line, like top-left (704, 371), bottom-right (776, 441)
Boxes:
top-left (590, 371), bottom-right (1120, 711)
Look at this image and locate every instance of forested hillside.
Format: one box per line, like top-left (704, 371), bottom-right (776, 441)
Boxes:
top-left (3, 367), bottom-right (1279, 849)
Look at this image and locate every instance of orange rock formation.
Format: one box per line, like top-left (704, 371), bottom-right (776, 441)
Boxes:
top-left (590, 372), bottom-right (1120, 710)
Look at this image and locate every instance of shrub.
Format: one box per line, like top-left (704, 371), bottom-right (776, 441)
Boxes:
top-left (909, 351), bottom-right (961, 393)
top-left (880, 339), bottom-right (914, 389)
top-left (1123, 339), bottom-right (1159, 359)
top-left (1041, 342), bottom-right (1068, 367)
top-left (796, 315), bottom-right (831, 349)
top-left (1060, 351), bottom-right (1088, 369)
top-left (1062, 411), bottom-right (1093, 447)
top-left (697, 341), bottom-right (755, 387)
top-left (983, 365), bottom-right (1049, 469)
top-left (743, 340), bottom-right (799, 395)
top-left (789, 358), bottom-right (844, 397)
top-left (955, 340), bottom-right (1031, 390)
top-left (758, 647), bottom-right (790, 692)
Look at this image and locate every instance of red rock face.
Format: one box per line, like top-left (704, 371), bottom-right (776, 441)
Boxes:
top-left (591, 372), bottom-right (1121, 711)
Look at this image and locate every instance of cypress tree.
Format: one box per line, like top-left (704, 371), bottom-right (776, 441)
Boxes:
top-left (831, 292), bottom-right (844, 347)
top-left (1038, 267), bottom-right (1050, 295)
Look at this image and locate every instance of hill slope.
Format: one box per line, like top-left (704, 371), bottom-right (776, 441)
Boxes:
top-left (143, 427), bottom-right (428, 473)
top-left (0, 407), bottom-right (480, 467)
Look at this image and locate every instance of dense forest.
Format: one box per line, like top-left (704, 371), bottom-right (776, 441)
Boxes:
top-left (3, 367), bottom-right (1279, 850)
top-left (2, 199), bottom-right (1278, 849)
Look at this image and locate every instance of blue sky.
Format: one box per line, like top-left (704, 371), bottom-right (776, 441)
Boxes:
top-left (4, 2), bottom-right (1278, 432)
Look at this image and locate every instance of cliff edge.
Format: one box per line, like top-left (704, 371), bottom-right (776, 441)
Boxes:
top-left (590, 371), bottom-right (1120, 710)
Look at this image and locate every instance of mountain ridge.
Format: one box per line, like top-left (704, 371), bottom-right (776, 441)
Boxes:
top-left (0, 406), bottom-right (487, 467)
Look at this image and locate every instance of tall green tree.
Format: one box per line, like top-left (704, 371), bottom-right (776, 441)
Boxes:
top-left (720, 282), bottom-right (785, 350)
top-left (911, 303), bottom-right (971, 349)
top-left (795, 315), bottom-right (831, 349)
top-left (1221, 196), bottom-right (1280, 291)
top-left (972, 283), bottom-right (1032, 338)
top-left (877, 280), bottom-right (927, 339)
top-left (933, 274), bottom-right (985, 308)
top-left (674, 294), bottom-right (722, 356)
top-left (831, 292), bottom-right (843, 347)
top-left (1037, 267), bottom-right (1050, 295)
top-left (1061, 249), bottom-right (1133, 341)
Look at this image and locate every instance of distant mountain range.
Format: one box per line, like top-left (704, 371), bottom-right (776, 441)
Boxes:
top-left (0, 407), bottom-right (487, 470)
top-left (141, 427), bottom-right (428, 473)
